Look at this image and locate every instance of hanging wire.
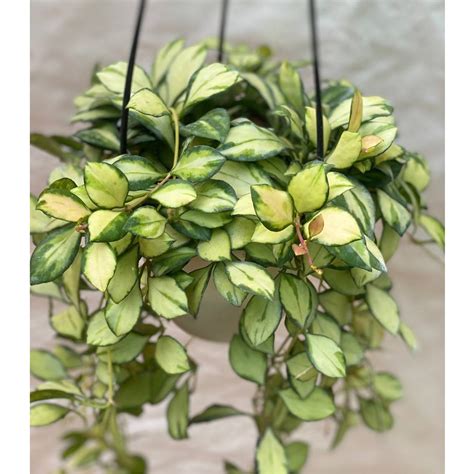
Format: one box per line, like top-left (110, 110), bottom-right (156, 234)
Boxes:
top-left (217, 0), bottom-right (229, 62)
top-left (308, 0), bottom-right (324, 159)
top-left (120, 0), bottom-right (147, 155)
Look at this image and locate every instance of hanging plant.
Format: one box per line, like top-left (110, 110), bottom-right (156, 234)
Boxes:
top-left (30, 35), bottom-right (444, 473)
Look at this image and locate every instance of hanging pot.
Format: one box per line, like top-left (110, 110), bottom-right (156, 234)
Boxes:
top-left (173, 257), bottom-right (241, 342)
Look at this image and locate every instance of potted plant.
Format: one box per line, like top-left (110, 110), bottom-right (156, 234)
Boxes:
top-left (30, 38), bottom-right (444, 473)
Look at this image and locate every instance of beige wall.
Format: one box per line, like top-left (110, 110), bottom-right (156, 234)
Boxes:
top-left (30, 1), bottom-right (444, 472)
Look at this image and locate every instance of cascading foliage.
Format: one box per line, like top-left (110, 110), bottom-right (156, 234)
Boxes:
top-left (30, 38), bottom-right (444, 473)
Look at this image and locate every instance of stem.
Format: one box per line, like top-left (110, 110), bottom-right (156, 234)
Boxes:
top-left (118, 107), bottom-right (180, 211)
top-left (106, 350), bottom-right (115, 406)
top-left (294, 216), bottom-right (323, 276)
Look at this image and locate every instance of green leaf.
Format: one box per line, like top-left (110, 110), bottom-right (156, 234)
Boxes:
top-left (213, 262), bottom-right (247, 306)
top-left (30, 224), bottom-right (82, 285)
top-left (333, 185), bottom-right (375, 238)
top-left (88, 210), bottom-right (128, 242)
top-left (30, 194), bottom-right (66, 234)
top-left (325, 131), bottom-right (362, 169)
top-left (30, 403), bottom-right (69, 427)
top-left (225, 217), bottom-right (256, 249)
top-left (181, 108), bottom-right (230, 143)
top-left (115, 155), bottom-right (165, 191)
top-left (285, 441), bottom-right (309, 473)
top-left (256, 428), bottom-right (288, 474)
top-left (419, 213), bottom-right (445, 249)
top-left (229, 334), bottom-right (266, 384)
top-left (279, 274), bottom-right (314, 328)
top-left (37, 188), bottom-right (90, 222)
top-left (76, 124), bottom-right (120, 152)
top-left (84, 162), bottom-right (129, 209)
top-left (242, 295), bottom-right (282, 346)
top-left (160, 44), bottom-right (207, 105)
top-left (306, 334), bottom-right (346, 378)
top-left (365, 284), bottom-right (400, 334)
top-left (251, 223), bottom-right (294, 245)
top-left (233, 193), bottom-right (255, 216)
top-left (86, 311), bottom-right (124, 346)
top-left (183, 63), bottom-right (240, 111)
top-left (155, 335), bottom-right (190, 374)
top-left (377, 189), bottom-right (411, 236)
top-left (151, 246), bottom-right (196, 276)
top-left (399, 322), bottom-right (418, 351)
top-left (191, 404), bottom-right (246, 424)
top-left (327, 239), bottom-right (371, 271)
top-left (225, 262), bottom-right (275, 300)
top-left (288, 162), bottom-right (328, 213)
top-left (347, 89), bottom-right (363, 132)
top-left (287, 352), bottom-right (317, 382)
top-left (30, 350), bottom-right (67, 381)
top-left (214, 161), bottom-right (272, 197)
top-left (173, 146), bottom-right (225, 182)
top-left (279, 387), bottom-right (335, 421)
top-left (305, 107), bottom-right (331, 154)
top-left (373, 372), bottom-right (403, 402)
top-left (185, 265), bottom-right (213, 316)
top-left (115, 372), bottom-right (152, 409)
top-left (125, 206), bottom-right (166, 239)
top-left (279, 61), bottom-right (305, 116)
top-left (105, 283), bottom-right (142, 336)
top-left (97, 332), bottom-right (148, 364)
top-left (30, 281), bottom-right (63, 300)
top-left (128, 90), bottom-right (173, 140)
top-left (150, 179), bottom-right (197, 208)
top-left (331, 409), bottom-right (359, 449)
top-left (127, 88), bottom-right (169, 118)
top-left (197, 229), bottom-right (231, 262)
top-left (107, 245), bottom-right (139, 303)
top-left (30, 133), bottom-right (81, 162)
top-left (318, 290), bottom-right (351, 324)
top-left (30, 389), bottom-right (76, 403)
top-left (403, 153), bottom-right (430, 192)
top-left (329, 95), bottom-right (393, 129)
top-left (189, 180), bottom-right (237, 213)
top-left (167, 382), bottom-right (189, 439)
top-left (311, 314), bottom-right (342, 348)
top-left (304, 207), bottom-right (361, 246)
top-left (148, 276), bottom-right (188, 319)
top-left (83, 242), bottom-right (117, 292)
top-left (51, 306), bottom-right (85, 340)
top-left (326, 172), bottom-right (355, 201)
top-left (97, 61), bottom-right (151, 94)
top-left (219, 120), bottom-right (287, 162)
top-left (340, 332), bottom-right (363, 366)
top-left (360, 399), bottom-right (393, 432)
top-left (151, 39), bottom-right (185, 87)
top-left (251, 185), bottom-right (294, 231)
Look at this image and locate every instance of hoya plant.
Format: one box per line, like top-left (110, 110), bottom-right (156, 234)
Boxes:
top-left (30, 38), bottom-right (444, 473)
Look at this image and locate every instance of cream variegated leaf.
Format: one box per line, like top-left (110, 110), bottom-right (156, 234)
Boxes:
top-left (30, 224), bottom-right (82, 285)
top-left (37, 189), bottom-right (90, 222)
top-left (83, 242), bottom-right (117, 292)
top-left (84, 163), bottom-right (129, 209)
top-left (251, 184), bottom-right (294, 231)
top-left (288, 162), bottom-right (328, 213)
top-left (219, 120), bottom-right (287, 162)
top-left (304, 207), bottom-right (361, 246)
top-left (183, 63), bottom-right (241, 112)
top-left (150, 180), bottom-right (197, 208)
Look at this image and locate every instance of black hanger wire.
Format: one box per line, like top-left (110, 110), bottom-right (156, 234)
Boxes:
top-left (120, 0), bottom-right (147, 155)
top-left (119, 0), bottom-right (324, 159)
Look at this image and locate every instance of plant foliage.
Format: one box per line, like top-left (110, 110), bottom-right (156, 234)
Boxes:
top-left (30, 38), bottom-right (444, 473)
